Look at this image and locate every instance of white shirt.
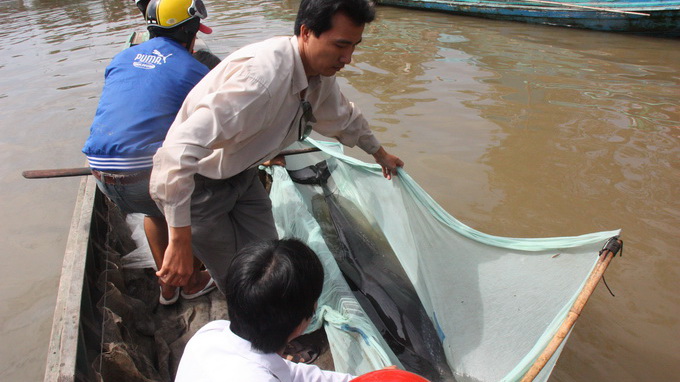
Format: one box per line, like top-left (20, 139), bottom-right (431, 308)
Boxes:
top-left (175, 320), bottom-right (354, 382)
top-left (150, 36), bottom-right (381, 227)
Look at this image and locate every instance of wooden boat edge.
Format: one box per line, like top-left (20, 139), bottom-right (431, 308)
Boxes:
top-left (44, 176), bottom-right (97, 381)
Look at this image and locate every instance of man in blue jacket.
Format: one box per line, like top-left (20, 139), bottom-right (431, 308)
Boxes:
top-left (82, 0), bottom-right (215, 305)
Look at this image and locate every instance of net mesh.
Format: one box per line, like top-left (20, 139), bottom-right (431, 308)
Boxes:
top-left (266, 139), bottom-right (620, 382)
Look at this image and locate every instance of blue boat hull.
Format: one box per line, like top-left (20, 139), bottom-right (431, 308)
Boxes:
top-left (376, 0), bottom-right (680, 35)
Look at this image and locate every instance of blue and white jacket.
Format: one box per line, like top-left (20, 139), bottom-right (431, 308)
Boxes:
top-left (82, 37), bottom-right (209, 171)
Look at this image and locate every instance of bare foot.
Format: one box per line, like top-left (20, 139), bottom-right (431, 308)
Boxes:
top-left (160, 282), bottom-right (178, 300)
top-left (183, 270), bottom-right (213, 295)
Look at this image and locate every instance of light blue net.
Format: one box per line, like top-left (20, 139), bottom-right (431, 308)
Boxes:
top-left (266, 139), bottom-right (620, 382)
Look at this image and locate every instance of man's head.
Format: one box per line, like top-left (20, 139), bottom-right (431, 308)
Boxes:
top-left (144, 0), bottom-right (212, 46)
top-left (226, 238), bottom-right (324, 353)
top-left (295, 0), bottom-right (376, 77)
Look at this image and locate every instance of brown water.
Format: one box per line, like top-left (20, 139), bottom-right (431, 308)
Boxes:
top-left (1, 1), bottom-right (678, 381)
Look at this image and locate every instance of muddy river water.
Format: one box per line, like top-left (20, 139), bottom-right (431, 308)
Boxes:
top-left (0, 0), bottom-right (677, 380)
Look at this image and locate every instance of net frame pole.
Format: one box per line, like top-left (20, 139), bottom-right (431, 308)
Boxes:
top-left (521, 238), bottom-right (622, 382)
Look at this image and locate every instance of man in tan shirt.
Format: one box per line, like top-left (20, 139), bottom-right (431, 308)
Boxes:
top-left (150, 0), bottom-right (404, 293)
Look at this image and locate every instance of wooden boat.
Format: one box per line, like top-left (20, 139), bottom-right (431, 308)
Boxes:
top-left (45, 175), bottom-right (323, 381)
top-left (376, 0), bottom-right (680, 35)
top-left (44, 137), bottom-right (622, 381)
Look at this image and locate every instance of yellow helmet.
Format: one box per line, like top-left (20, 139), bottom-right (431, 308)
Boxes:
top-left (145, 0), bottom-right (207, 29)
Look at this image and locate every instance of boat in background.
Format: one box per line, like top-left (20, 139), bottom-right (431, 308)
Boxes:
top-left (376, 0), bottom-right (680, 36)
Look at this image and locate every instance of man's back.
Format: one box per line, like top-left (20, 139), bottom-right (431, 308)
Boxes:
top-left (82, 36), bottom-right (208, 170)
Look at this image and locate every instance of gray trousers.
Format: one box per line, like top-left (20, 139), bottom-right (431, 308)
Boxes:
top-left (191, 168), bottom-right (277, 293)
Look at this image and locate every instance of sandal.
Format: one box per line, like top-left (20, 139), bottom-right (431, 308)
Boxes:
top-left (283, 339), bottom-right (320, 364)
top-left (181, 276), bottom-right (217, 300)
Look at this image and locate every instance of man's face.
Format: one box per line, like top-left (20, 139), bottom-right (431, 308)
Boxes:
top-left (299, 11), bottom-right (365, 77)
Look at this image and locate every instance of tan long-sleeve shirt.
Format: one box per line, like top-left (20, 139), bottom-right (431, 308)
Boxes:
top-left (150, 36), bottom-right (381, 227)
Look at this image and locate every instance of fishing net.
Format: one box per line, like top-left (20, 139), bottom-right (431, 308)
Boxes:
top-left (265, 139), bottom-right (620, 382)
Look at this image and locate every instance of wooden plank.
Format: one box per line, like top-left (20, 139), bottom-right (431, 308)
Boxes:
top-left (22, 147), bottom-right (322, 179)
top-left (44, 176), bottom-right (97, 381)
top-left (23, 167), bottom-right (92, 179)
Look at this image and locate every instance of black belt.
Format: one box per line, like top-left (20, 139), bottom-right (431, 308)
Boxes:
top-left (91, 169), bottom-right (150, 185)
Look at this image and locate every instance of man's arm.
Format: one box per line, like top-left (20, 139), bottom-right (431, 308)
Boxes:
top-left (287, 361), bottom-right (355, 382)
top-left (156, 226), bottom-right (195, 287)
top-left (307, 78), bottom-right (404, 178)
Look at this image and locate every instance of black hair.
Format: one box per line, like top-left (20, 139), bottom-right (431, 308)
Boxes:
top-left (135, 0), bottom-right (150, 17)
top-left (294, 0), bottom-right (376, 37)
top-left (192, 50), bottom-right (222, 70)
top-left (148, 17), bottom-right (200, 45)
top-left (226, 238), bottom-right (324, 353)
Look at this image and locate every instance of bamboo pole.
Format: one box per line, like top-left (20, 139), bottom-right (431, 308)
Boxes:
top-left (520, 237), bottom-right (622, 382)
top-left (519, 0), bottom-right (650, 16)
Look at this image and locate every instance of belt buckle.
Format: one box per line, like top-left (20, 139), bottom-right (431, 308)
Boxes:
top-left (93, 169), bottom-right (149, 185)
top-left (106, 173), bottom-right (122, 185)
top-left (94, 170), bottom-right (125, 185)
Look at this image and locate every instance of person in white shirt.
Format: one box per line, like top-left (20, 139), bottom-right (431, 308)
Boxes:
top-left (175, 238), bottom-right (354, 382)
top-left (149, 0), bottom-right (405, 295)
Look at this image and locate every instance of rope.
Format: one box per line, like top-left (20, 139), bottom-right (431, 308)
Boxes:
top-left (98, 195), bottom-right (111, 375)
top-left (601, 240), bottom-right (623, 297)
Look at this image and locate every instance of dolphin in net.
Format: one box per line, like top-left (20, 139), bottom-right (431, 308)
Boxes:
top-left (288, 160), bottom-right (455, 382)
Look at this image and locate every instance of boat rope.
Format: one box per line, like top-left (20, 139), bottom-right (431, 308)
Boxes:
top-left (601, 276), bottom-right (615, 297)
top-left (98, 198), bottom-right (111, 375)
top-left (599, 236), bottom-right (623, 297)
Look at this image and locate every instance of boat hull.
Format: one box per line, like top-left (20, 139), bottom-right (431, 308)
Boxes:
top-left (377, 0), bottom-right (680, 35)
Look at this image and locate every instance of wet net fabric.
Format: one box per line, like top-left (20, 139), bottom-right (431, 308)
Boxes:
top-left (266, 139), bottom-right (620, 382)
